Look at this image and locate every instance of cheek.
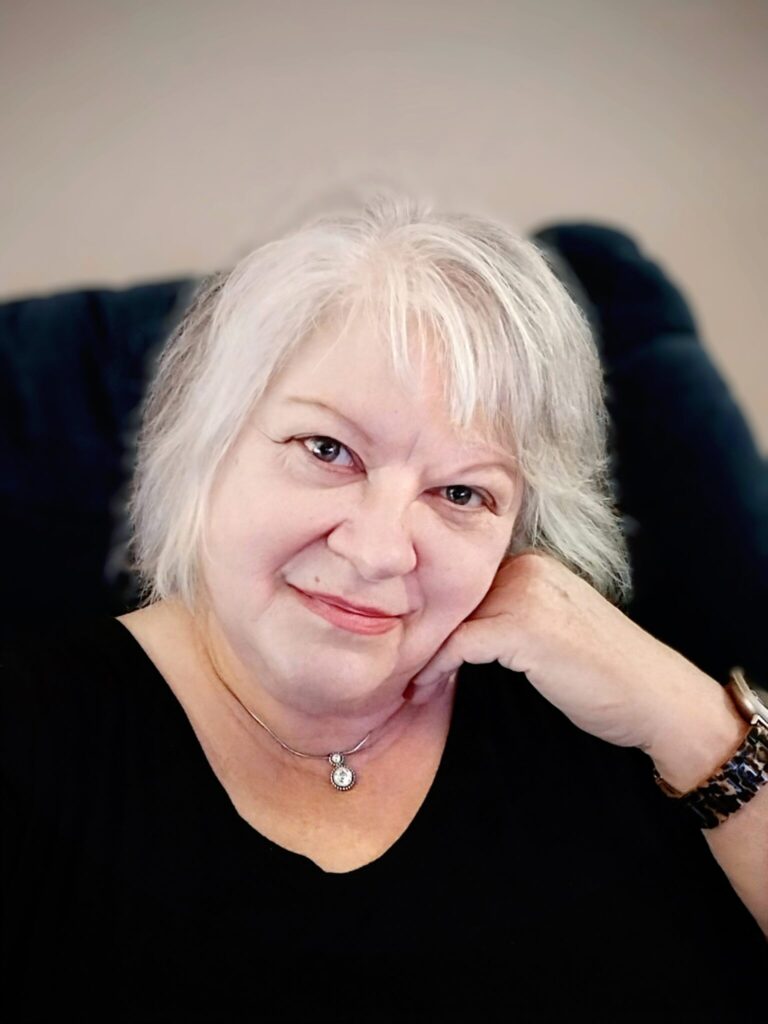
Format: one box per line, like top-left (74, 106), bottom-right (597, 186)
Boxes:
top-left (425, 548), bottom-right (502, 623)
top-left (207, 457), bottom-right (306, 547)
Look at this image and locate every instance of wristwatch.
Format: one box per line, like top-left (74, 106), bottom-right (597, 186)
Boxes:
top-left (652, 667), bottom-right (768, 829)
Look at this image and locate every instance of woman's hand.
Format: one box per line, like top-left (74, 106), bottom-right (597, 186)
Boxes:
top-left (406, 551), bottom-right (726, 759)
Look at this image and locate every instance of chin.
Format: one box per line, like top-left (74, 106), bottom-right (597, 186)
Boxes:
top-left (280, 661), bottom-right (396, 711)
top-left (288, 684), bottom-right (384, 717)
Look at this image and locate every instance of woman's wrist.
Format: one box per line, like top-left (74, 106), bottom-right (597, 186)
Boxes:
top-left (649, 680), bottom-right (749, 794)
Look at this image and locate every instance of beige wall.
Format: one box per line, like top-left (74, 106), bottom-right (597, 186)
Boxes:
top-left (2, 0), bottom-right (766, 447)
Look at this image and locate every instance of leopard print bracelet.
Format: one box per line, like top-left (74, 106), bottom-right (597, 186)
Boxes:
top-left (653, 721), bottom-right (768, 829)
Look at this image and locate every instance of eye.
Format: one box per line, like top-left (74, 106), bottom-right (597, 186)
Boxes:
top-left (296, 435), bottom-right (495, 511)
top-left (441, 484), bottom-right (493, 511)
top-left (300, 435), bottom-right (357, 468)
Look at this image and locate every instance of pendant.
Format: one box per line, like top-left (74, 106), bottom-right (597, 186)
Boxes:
top-left (329, 752), bottom-right (356, 791)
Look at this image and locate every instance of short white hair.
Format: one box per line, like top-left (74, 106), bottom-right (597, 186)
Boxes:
top-left (126, 190), bottom-right (632, 611)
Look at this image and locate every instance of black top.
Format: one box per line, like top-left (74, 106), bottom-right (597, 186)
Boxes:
top-left (2, 616), bottom-right (765, 1021)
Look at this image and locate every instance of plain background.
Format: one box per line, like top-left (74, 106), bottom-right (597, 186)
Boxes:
top-left (1, 0), bottom-right (765, 448)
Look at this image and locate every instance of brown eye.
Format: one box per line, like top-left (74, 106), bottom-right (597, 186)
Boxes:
top-left (296, 437), bottom-right (493, 510)
top-left (442, 484), bottom-right (489, 510)
top-left (301, 436), bottom-right (356, 467)
top-left (445, 485), bottom-right (473, 506)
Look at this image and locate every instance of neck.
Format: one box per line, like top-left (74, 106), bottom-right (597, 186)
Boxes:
top-left (212, 657), bottom-right (419, 761)
top-left (177, 599), bottom-right (432, 763)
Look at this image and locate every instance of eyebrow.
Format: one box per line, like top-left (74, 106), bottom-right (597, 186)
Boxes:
top-left (284, 397), bottom-right (376, 445)
top-left (282, 396), bottom-right (516, 486)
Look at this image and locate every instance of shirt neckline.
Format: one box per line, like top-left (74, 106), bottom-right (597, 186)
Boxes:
top-left (104, 614), bottom-right (468, 878)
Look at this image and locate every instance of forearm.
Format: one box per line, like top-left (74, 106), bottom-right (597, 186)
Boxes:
top-left (649, 676), bottom-right (768, 939)
top-left (700, 782), bottom-right (768, 939)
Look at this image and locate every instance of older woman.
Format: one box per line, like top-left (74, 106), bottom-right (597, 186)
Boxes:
top-left (3, 193), bottom-right (766, 1021)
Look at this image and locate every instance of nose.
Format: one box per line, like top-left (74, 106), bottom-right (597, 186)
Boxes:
top-left (326, 484), bottom-right (418, 581)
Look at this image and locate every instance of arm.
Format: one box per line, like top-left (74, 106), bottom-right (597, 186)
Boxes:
top-left (409, 550), bottom-right (768, 940)
top-left (649, 677), bottom-right (768, 939)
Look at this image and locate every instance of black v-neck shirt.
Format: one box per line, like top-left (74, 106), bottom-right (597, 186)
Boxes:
top-left (2, 615), bottom-right (765, 1021)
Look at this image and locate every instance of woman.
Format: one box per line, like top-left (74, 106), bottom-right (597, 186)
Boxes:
top-left (2, 193), bottom-right (766, 1021)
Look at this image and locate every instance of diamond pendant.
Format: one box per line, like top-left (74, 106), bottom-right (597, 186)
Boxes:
top-left (329, 752), bottom-right (356, 791)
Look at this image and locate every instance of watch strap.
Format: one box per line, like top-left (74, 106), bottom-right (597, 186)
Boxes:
top-left (653, 668), bottom-right (768, 829)
top-left (652, 720), bottom-right (768, 829)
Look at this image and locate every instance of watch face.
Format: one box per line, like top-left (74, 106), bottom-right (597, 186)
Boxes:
top-left (730, 668), bottom-right (768, 725)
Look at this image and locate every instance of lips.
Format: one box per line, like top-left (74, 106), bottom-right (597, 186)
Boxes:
top-left (289, 586), bottom-right (401, 636)
top-left (293, 588), bottom-right (400, 618)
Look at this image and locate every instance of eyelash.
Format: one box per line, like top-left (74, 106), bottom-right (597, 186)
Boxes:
top-left (295, 435), bottom-right (496, 512)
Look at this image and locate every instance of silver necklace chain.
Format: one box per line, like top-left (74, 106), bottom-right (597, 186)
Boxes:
top-left (208, 659), bottom-right (410, 792)
top-left (215, 670), bottom-right (373, 759)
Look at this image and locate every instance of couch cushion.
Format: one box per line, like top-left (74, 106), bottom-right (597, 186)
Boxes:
top-left (0, 280), bottom-right (194, 632)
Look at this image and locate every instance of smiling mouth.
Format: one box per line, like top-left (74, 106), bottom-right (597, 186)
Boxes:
top-left (298, 589), bottom-right (399, 618)
top-left (288, 586), bottom-right (401, 635)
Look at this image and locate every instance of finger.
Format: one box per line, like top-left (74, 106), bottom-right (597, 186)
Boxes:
top-left (406, 669), bottom-right (457, 706)
top-left (406, 633), bottom-right (466, 705)
top-left (407, 615), bottom-right (517, 705)
top-left (411, 651), bottom-right (462, 694)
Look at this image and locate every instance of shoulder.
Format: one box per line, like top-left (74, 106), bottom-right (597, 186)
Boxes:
top-left (1, 611), bottom-right (177, 814)
top-left (1, 614), bottom-right (135, 688)
top-left (114, 599), bottom-right (186, 666)
top-left (0, 616), bottom-right (116, 808)
top-left (0, 613), bottom-right (161, 764)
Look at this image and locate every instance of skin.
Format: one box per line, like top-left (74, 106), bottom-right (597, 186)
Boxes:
top-left (123, 312), bottom-right (767, 910)
top-left (185, 314), bottom-right (522, 767)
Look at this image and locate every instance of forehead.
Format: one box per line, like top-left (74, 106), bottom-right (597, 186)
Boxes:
top-left (264, 317), bottom-right (512, 461)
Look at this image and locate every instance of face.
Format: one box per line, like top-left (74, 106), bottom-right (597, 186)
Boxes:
top-left (199, 316), bottom-right (521, 717)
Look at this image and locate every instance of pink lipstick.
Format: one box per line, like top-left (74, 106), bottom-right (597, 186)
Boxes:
top-left (289, 587), bottom-right (401, 635)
